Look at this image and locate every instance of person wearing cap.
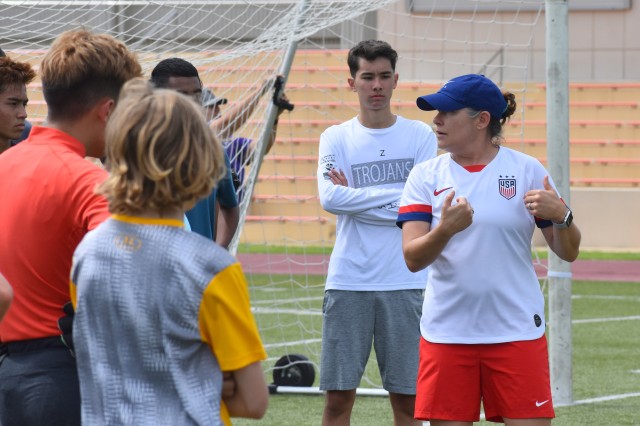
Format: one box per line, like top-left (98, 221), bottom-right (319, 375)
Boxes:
top-left (317, 40), bottom-right (437, 426)
top-left (397, 74), bottom-right (581, 425)
top-left (203, 86), bottom-right (289, 202)
top-left (202, 87), bottom-right (227, 122)
top-left (150, 58), bottom-right (244, 248)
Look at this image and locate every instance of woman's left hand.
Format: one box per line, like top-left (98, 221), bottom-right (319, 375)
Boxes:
top-left (523, 175), bottom-right (567, 222)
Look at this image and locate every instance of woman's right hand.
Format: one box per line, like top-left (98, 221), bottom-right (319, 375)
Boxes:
top-left (440, 190), bottom-right (474, 236)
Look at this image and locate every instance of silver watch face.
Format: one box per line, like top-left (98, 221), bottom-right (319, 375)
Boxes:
top-left (554, 209), bottom-right (572, 228)
top-left (564, 210), bottom-right (573, 227)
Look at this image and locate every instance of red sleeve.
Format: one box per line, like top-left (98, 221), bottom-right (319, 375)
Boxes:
top-left (72, 161), bottom-right (110, 231)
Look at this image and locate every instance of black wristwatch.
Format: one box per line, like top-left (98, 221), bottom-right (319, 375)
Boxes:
top-left (553, 208), bottom-right (573, 229)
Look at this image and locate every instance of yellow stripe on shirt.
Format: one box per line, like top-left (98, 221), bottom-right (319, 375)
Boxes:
top-left (198, 262), bottom-right (267, 371)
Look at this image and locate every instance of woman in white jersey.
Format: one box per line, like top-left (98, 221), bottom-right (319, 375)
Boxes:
top-left (397, 74), bottom-right (581, 426)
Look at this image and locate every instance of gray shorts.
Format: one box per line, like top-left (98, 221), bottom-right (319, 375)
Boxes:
top-left (319, 289), bottom-right (422, 394)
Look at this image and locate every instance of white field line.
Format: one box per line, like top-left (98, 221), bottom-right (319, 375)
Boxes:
top-left (263, 338), bottom-right (322, 350)
top-left (256, 292), bottom-right (640, 420)
top-left (252, 294), bottom-right (638, 307)
top-left (472, 393), bottom-right (640, 423)
top-left (573, 294), bottom-right (640, 302)
top-left (255, 313), bottom-right (640, 353)
top-left (557, 392), bottom-right (640, 407)
top-left (252, 294), bottom-right (638, 308)
top-left (254, 308), bottom-right (640, 323)
top-left (573, 315), bottom-right (640, 324)
top-left (253, 296), bottom-right (323, 306)
top-left (252, 307), bottom-right (321, 316)
top-left (463, 393), bottom-right (640, 425)
top-left (254, 388), bottom-right (640, 422)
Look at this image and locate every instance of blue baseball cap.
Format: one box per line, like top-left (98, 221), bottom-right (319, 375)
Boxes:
top-left (416, 74), bottom-right (507, 120)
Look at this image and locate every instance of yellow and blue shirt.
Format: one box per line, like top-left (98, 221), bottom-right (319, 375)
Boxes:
top-left (71, 215), bottom-right (265, 425)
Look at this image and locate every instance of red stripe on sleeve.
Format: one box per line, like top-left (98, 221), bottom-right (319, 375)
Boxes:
top-left (399, 204), bottom-right (432, 214)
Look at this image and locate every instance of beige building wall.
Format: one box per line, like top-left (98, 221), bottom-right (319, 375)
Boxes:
top-left (532, 188), bottom-right (640, 251)
top-left (378, 2), bottom-right (640, 82)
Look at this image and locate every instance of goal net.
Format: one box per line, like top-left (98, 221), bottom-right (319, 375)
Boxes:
top-left (0, 0), bottom-right (548, 392)
top-left (230, 0), bottom-right (549, 392)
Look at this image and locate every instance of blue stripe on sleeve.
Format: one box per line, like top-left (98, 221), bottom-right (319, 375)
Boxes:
top-left (396, 212), bottom-right (433, 228)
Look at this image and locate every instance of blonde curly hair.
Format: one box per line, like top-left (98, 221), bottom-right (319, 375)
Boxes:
top-left (100, 78), bottom-right (226, 215)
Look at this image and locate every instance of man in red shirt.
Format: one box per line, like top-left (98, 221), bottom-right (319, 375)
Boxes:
top-left (0, 30), bottom-right (141, 426)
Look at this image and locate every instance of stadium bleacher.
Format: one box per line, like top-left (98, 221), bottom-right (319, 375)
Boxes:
top-left (244, 55), bottom-right (640, 242)
top-left (18, 50), bottom-right (640, 242)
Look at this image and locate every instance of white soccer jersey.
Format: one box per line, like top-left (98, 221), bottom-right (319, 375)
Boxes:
top-left (398, 147), bottom-right (559, 344)
top-left (318, 115), bottom-right (437, 291)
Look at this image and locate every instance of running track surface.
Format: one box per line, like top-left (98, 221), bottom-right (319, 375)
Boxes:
top-left (237, 254), bottom-right (640, 283)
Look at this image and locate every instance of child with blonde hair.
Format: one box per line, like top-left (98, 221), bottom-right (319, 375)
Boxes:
top-left (70, 78), bottom-right (268, 425)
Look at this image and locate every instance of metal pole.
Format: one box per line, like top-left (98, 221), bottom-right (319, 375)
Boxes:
top-left (229, 0), bottom-right (311, 255)
top-left (545, 0), bottom-right (573, 406)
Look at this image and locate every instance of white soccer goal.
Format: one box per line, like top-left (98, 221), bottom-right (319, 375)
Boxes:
top-left (2, 0), bottom-right (569, 400)
top-left (229, 0), bottom-right (554, 396)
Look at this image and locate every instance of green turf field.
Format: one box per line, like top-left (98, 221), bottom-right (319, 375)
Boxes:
top-left (235, 278), bottom-right (640, 426)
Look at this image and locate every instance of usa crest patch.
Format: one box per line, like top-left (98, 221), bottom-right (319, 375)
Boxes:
top-left (498, 177), bottom-right (516, 200)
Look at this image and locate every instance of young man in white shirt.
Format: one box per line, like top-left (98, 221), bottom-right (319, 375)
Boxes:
top-left (317, 39), bottom-right (438, 426)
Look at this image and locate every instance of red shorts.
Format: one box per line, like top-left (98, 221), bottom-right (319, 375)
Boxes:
top-left (415, 335), bottom-right (555, 423)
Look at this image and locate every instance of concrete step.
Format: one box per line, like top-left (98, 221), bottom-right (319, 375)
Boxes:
top-left (259, 155), bottom-right (318, 176)
top-left (540, 83), bottom-right (640, 103)
top-left (271, 118), bottom-right (640, 140)
top-left (502, 139), bottom-right (640, 159)
top-left (239, 215), bottom-right (335, 245)
top-left (270, 136), bottom-right (640, 159)
top-left (549, 158), bottom-right (640, 179)
top-left (200, 65), bottom-right (350, 85)
top-left (254, 152), bottom-right (640, 183)
top-left (25, 95), bottom-right (639, 126)
top-left (283, 101), bottom-right (640, 122)
top-left (248, 195), bottom-right (323, 217)
top-left (254, 174), bottom-right (318, 195)
top-left (270, 139), bottom-right (320, 157)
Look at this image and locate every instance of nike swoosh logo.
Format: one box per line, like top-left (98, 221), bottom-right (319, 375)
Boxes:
top-left (535, 400), bottom-right (550, 407)
top-left (433, 187), bottom-right (453, 196)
